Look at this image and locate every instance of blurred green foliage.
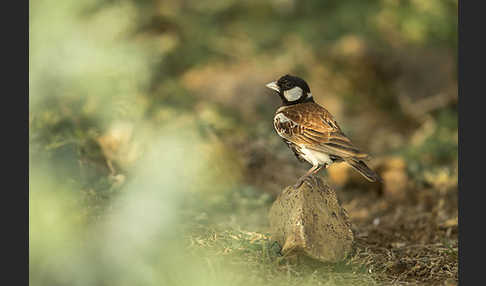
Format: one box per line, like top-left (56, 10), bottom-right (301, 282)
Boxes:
top-left (30, 0), bottom-right (457, 285)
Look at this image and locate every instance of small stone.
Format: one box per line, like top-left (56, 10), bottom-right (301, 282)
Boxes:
top-left (268, 175), bottom-right (354, 263)
top-left (373, 217), bottom-right (380, 226)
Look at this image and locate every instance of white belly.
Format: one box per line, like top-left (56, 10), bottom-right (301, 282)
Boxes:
top-left (300, 146), bottom-right (333, 166)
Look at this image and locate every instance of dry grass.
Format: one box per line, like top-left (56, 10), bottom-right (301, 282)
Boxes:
top-left (177, 170), bottom-right (458, 286)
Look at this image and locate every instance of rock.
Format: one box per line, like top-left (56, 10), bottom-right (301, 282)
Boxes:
top-left (268, 175), bottom-right (354, 263)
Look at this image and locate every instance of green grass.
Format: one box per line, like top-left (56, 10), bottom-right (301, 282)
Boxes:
top-left (29, 0), bottom-right (457, 284)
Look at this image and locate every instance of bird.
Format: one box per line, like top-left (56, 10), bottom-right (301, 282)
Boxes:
top-left (265, 74), bottom-right (381, 188)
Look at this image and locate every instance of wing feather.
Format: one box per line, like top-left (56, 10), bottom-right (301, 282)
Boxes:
top-left (276, 103), bottom-right (369, 160)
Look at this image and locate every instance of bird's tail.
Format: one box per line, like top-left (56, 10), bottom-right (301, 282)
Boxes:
top-left (345, 159), bottom-right (382, 183)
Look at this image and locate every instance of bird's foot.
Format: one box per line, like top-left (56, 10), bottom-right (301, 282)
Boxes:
top-left (293, 175), bottom-right (313, 189)
top-left (293, 165), bottom-right (325, 190)
top-left (292, 179), bottom-right (304, 190)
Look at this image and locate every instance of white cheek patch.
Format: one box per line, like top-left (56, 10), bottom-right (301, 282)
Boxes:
top-left (283, 86), bottom-right (303, 101)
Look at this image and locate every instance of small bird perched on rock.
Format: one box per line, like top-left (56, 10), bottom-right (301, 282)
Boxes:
top-left (266, 74), bottom-right (381, 188)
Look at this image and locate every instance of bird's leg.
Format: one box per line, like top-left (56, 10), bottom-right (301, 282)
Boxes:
top-left (293, 164), bottom-right (322, 189)
top-left (310, 164), bottom-right (325, 185)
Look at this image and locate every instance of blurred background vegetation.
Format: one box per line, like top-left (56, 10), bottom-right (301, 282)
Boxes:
top-left (29, 0), bottom-right (457, 285)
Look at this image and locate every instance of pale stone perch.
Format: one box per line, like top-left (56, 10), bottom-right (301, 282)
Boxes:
top-left (268, 175), bottom-right (354, 263)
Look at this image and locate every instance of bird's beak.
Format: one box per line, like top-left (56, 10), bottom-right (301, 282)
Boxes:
top-left (265, 81), bottom-right (280, 93)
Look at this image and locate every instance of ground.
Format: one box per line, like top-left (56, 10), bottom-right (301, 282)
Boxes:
top-left (30, 1), bottom-right (458, 284)
top-left (179, 167), bottom-right (458, 286)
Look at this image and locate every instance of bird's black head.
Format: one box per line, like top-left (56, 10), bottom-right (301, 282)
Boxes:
top-left (266, 74), bottom-right (313, 105)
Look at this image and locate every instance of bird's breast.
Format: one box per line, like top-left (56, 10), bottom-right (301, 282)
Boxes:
top-left (299, 146), bottom-right (333, 166)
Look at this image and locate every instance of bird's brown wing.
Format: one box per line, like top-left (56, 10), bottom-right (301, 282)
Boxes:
top-left (275, 103), bottom-right (369, 160)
